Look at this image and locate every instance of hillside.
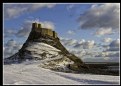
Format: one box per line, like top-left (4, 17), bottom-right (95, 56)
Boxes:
top-left (4, 23), bottom-right (87, 72)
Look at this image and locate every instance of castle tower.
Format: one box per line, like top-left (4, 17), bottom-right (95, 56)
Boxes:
top-left (38, 23), bottom-right (41, 28)
top-left (53, 31), bottom-right (57, 38)
top-left (32, 22), bottom-right (38, 29)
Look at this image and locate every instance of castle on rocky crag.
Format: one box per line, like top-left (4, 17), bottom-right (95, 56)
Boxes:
top-left (32, 22), bottom-right (57, 38)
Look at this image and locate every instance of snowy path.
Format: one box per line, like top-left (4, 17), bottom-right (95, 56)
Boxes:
top-left (3, 61), bottom-right (120, 85)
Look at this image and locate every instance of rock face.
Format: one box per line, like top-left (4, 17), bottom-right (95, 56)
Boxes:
top-left (4, 23), bottom-right (88, 72)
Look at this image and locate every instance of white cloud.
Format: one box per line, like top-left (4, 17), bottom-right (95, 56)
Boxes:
top-left (16, 20), bottom-right (32, 37)
top-left (106, 39), bottom-right (120, 51)
top-left (95, 27), bottom-right (113, 36)
top-left (109, 39), bottom-right (120, 48)
top-left (16, 27), bottom-right (31, 38)
top-left (103, 57), bottom-right (110, 60)
top-left (61, 38), bottom-right (95, 49)
top-left (67, 30), bottom-right (75, 35)
top-left (4, 29), bottom-right (17, 38)
top-left (60, 37), bottom-right (119, 62)
top-left (5, 39), bottom-right (16, 47)
top-left (67, 4), bottom-right (75, 11)
top-left (4, 6), bottom-right (27, 19)
top-left (74, 40), bottom-right (95, 49)
top-left (95, 52), bottom-right (109, 57)
top-left (106, 47), bottom-right (119, 51)
top-left (60, 38), bottom-right (77, 46)
top-left (41, 21), bottom-right (55, 30)
top-left (31, 4), bottom-right (56, 10)
top-left (78, 3), bottom-right (120, 30)
top-left (102, 39), bottom-right (120, 52)
top-left (95, 52), bottom-right (119, 57)
top-left (4, 39), bottom-right (22, 58)
top-left (102, 37), bottom-right (112, 43)
top-left (4, 4), bottom-right (56, 19)
top-left (83, 40), bottom-right (95, 49)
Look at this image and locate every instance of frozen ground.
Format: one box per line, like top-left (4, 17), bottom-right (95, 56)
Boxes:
top-left (3, 61), bottom-right (120, 85)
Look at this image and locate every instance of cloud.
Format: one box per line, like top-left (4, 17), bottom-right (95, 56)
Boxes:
top-left (60, 38), bottom-right (77, 46)
top-left (67, 30), bottom-right (75, 35)
top-left (78, 3), bottom-right (120, 30)
top-left (74, 40), bottom-right (95, 49)
top-left (109, 39), bottom-right (120, 48)
top-left (4, 6), bottom-right (27, 19)
top-left (95, 52), bottom-right (109, 57)
top-left (107, 52), bottom-right (120, 57)
top-left (95, 27), bottom-right (113, 36)
top-left (83, 56), bottom-right (119, 62)
top-left (31, 3), bottom-right (56, 10)
top-left (16, 20), bottom-right (32, 37)
top-left (102, 39), bottom-right (120, 52)
top-left (60, 37), bottom-right (119, 62)
top-left (102, 37), bottom-right (112, 43)
top-left (16, 27), bottom-right (31, 38)
top-left (106, 47), bottom-right (119, 51)
top-left (95, 52), bottom-right (119, 57)
top-left (40, 21), bottom-right (55, 30)
top-left (4, 4), bottom-right (56, 19)
top-left (4, 29), bottom-right (17, 38)
top-left (94, 51), bottom-right (120, 62)
top-left (67, 4), bottom-right (75, 11)
top-left (5, 39), bottom-right (16, 47)
top-left (106, 39), bottom-right (120, 51)
top-left (69, 50), bottom-right (87, 57)
top-left (4, 39), bottom-right (22, 58)
top-left (61, 37), bottom-right (95, 49)
top-left (83, 40), bottom-right (95, 49)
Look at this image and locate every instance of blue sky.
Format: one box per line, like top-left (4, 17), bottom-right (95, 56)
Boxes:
top-left (3, 3), bottom-right (120, 62)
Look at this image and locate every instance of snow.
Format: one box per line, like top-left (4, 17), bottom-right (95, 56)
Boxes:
top-left (3, 61), bottom-right (120, 85)
top-left (26, 42), bottom-right (60, 56)
top-left (27, 42), bottom-right (60, 52)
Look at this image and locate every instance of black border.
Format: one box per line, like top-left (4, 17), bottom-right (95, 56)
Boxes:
top-left (1, 0), bottom-right (120, 86)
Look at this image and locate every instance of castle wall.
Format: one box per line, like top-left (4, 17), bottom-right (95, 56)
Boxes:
top-left (41, 28), bottom-right (53, 37)
top-left (32, 23), bottom-right (57, 38)
top-left (47, 29), bottom-right (53, 37)
top-left (41, 28), bottom-right (48, 35)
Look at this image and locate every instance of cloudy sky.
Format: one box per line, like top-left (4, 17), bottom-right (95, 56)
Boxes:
top-left (3, 3), bottom-right (120, 62)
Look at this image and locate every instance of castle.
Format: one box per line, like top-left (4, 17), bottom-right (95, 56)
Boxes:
top-left (32, 22), bottom-right (57, 38)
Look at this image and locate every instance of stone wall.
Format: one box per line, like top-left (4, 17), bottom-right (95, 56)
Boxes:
top-left (32, 23), bottom-right (57, 38)
top-left (41, 28), bottom-right (53, 37)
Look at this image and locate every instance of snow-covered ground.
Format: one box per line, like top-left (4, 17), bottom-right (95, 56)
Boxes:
top-left (3, 61), bottom-right (120, 85)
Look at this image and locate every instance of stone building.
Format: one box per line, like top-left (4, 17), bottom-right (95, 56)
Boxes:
top-left (32, 22), bottom-right (57, 38)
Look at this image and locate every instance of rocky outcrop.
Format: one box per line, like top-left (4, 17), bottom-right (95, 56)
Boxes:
top-left (4, 23), bottom-right (88, 72)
